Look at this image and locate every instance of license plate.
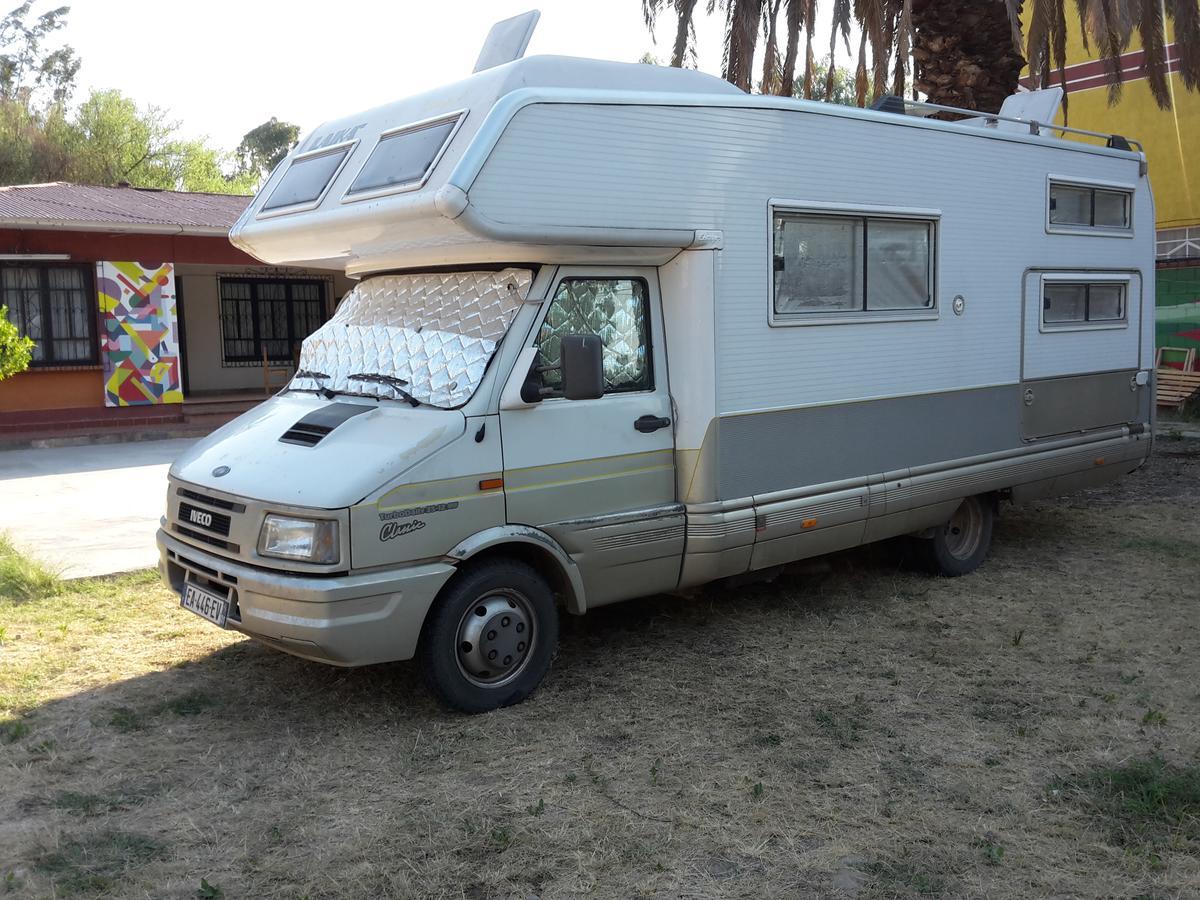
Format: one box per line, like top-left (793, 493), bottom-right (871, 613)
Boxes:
top-left (182, 581), bottom-right (229, 628)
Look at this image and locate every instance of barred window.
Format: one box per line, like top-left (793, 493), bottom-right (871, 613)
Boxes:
top-left (219, 278), bottom-right (327, 363)
top-left (1, 264), bottom-right (95, 365)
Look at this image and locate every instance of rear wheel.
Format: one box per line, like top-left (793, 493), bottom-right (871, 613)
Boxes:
top-left (418, 559), bottom-right (558, 713)
top-left (917, 494), bottom-right (995, 577)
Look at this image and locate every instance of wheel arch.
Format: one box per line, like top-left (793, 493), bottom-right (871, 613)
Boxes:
top-left (444, 525), bottom-right (588, 615)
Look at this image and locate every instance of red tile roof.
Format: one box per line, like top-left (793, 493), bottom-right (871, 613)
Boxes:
top-left (0, 182), bottom-right (251, 234)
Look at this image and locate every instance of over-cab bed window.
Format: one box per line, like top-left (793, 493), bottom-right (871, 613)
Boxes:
top-left (1048, 180), bottom-right (1132, 232)
top-left (345, 112), bottom-right (463, 200)
top-left (1040, 275), bottom-right (1130, 331)
top-left (261, 144), bottom-right (353, 213)
top-left (771, 209), bottom-right (935, 324)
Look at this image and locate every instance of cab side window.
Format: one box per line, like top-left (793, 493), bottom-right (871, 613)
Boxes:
top-left (534, 278), bottom-right (652, 397)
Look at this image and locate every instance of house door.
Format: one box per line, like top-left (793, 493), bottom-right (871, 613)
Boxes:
top-left (499, 267), bottom-right (683, 606)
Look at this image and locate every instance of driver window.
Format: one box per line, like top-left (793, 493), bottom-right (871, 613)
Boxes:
top-left (534, 277), bottom-right (652, 397)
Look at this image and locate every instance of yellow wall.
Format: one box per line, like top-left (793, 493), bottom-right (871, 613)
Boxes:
top-left (1023, 18), bottom-right (1199, 229)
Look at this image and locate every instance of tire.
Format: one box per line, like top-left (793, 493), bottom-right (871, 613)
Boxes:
top-left (917, 494), bottom-right (995, 577)
top-left (417, 559), bottom-right (558, 713)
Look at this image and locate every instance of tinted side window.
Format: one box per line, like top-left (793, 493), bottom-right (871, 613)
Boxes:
top-left (348, 117), bottom-right (458, 195)
top-left (263, 147), bottom-right (350, 211)
top-left (534, 278), bottom-right (651, 397)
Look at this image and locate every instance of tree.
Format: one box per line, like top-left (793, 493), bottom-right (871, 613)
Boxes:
top-left (0, 5), bottom-right (258, 193)
top-left (647, 0), bottom-right (1200, 112)
top-left (236, 117), bottom-right (300, 181)
top-left (0, 88), bottom-right (259, 193)
top-left (0, 1), bottom-right (78, 105)
top-left (0, 307), bottom-right (34, 381)
top-left (803, 57), bottom-right (867, 106)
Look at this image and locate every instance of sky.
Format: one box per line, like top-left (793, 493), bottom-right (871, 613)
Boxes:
top-left (57, 0), bottom-right (848, 153)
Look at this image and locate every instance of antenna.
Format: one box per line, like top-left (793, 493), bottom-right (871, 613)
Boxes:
top-left (473, 10), bottom-right (540, 74)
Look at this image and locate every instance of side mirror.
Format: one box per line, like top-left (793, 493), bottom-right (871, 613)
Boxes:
top-left (559, 334), bottom-right (604, 401)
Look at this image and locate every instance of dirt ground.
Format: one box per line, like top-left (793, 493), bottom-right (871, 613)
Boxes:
top-left (1, 440), bottom-right (1198, 899)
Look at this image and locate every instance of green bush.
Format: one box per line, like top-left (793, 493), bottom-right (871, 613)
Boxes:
top-left (0, 305), bottom-right (33, 381)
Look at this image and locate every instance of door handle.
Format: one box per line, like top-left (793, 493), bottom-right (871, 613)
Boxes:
top-left (634, 414), bottom-right (671, 433)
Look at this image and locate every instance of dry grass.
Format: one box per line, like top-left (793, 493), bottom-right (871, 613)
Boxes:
top-left (1, 443), bottom-right (1199, 898)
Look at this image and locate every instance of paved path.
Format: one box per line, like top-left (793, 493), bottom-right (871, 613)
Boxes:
top-left (0, 438), bottom-right (195, 579)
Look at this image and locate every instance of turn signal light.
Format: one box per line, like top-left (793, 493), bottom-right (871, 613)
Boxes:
top-left (479, 478), bottom-right (504, 491)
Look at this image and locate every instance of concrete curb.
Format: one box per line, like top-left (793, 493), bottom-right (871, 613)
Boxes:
top-left (0, 428), bottom-right (210, 453)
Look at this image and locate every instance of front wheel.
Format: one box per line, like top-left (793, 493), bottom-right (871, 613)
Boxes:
top-left (418, 559), bottom-right (559, 713)
top-left (916, 494), bottom-right (995, 577)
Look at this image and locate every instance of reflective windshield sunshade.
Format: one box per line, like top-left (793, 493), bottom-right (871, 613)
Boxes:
top-left (262, 146), bottom-right (351, 211)
top-left (347, 116), bottom-right (460, 196)
top-left (291, 268), bottom-right (532, 408)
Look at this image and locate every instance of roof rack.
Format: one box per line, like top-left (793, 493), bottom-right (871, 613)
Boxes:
top-left (869, 95), bottom-right (1145, 163)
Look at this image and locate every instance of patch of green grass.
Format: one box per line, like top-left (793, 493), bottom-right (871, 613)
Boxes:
top-left (974, 835), bottom-right (1005, 866)
top-left (35, 830), bottom-right (167, 895)
top-left (109, 708), bottom-right (143, 733)
top-left (1142, 708), bottom-right (1168, 727)
top-left (866, 858), bottom-right (947, 896)
top-left (107, 691), bottom-right (216, 732)
top-left (812, 695), bottom-right (869, 748)
top-left (163, 690), bottom-right (215, 717)
top-left (0, 532), bottom-right (62, 603)
top-left (1118, 534), bottom-right (1200, 565)
top-left (0, 718), bottom-right (29, 743)
top-left (52, 784), bottom-right (152, 817)
top-left (1055, 756), bottom-right (1200, 855)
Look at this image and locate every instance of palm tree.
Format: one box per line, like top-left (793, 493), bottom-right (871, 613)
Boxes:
top-left (645, 0), bottom-right (1200, 112)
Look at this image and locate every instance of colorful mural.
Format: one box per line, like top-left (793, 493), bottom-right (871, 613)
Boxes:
top-left (97, 261), bottom-right (183, 406)
top-left (1156, 265), bottom-right (1200, 370)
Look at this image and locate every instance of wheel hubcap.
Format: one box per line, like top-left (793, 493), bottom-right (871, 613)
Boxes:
top-left (943, 499), bottom-right (984, 560)
top-left (455, 590), bottom-right (535, 688)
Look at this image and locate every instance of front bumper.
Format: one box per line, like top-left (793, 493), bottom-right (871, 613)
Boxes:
top-left (158, 529), bottom-right (456, 666)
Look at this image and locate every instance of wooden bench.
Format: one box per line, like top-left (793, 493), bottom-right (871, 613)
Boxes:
top-left (1156, 367), bottom-right (1200, 412)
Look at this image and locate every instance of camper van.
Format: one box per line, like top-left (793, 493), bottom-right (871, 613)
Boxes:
top-left (158, 14), bottom-right (1155, 712)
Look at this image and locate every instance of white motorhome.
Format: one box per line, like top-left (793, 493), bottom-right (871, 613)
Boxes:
top-left (158, 16), bottom-right (1155, 712)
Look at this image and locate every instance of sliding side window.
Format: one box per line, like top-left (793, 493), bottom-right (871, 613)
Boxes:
top-left (1049, 182), bottom-right (1132, 232)
top-left (1042, 278), bottom-right (1128, 330)
top-left (772, 211), bottom-right (935, 322)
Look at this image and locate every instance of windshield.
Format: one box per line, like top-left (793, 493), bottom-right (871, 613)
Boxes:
top-left (290, 268), bottom-right (533, 408)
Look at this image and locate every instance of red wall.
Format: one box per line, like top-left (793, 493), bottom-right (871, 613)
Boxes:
top-left (0, 227), bottom-right (255, 419)
top-left (0, 228), bottom-right (258, 265)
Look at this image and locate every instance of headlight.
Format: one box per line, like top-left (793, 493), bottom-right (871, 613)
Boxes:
top-left (258, 515), bottom-right (339, 564)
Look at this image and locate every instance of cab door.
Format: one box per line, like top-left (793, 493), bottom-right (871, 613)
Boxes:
top-left (499, 267), bottom-right (683, 606)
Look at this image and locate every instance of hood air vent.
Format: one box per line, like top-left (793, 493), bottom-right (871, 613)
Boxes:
top-left (279, 402), bottom-right (374, 447)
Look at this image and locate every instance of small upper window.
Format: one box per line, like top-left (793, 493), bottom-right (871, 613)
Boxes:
top-left (1049, 182), bottom-right (1131, 230)
top-left (773, 211), bottom-right (934, 318)
top-left (347, 115), bottom-right (460, 197)
top-left (1043, 280), bottom-right (1127, 328)
top-left (262, 146), bottom-right (351, 212)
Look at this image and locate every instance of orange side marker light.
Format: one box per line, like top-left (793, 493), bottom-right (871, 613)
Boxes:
top-left (479, 477), bottom-right (504, 491)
